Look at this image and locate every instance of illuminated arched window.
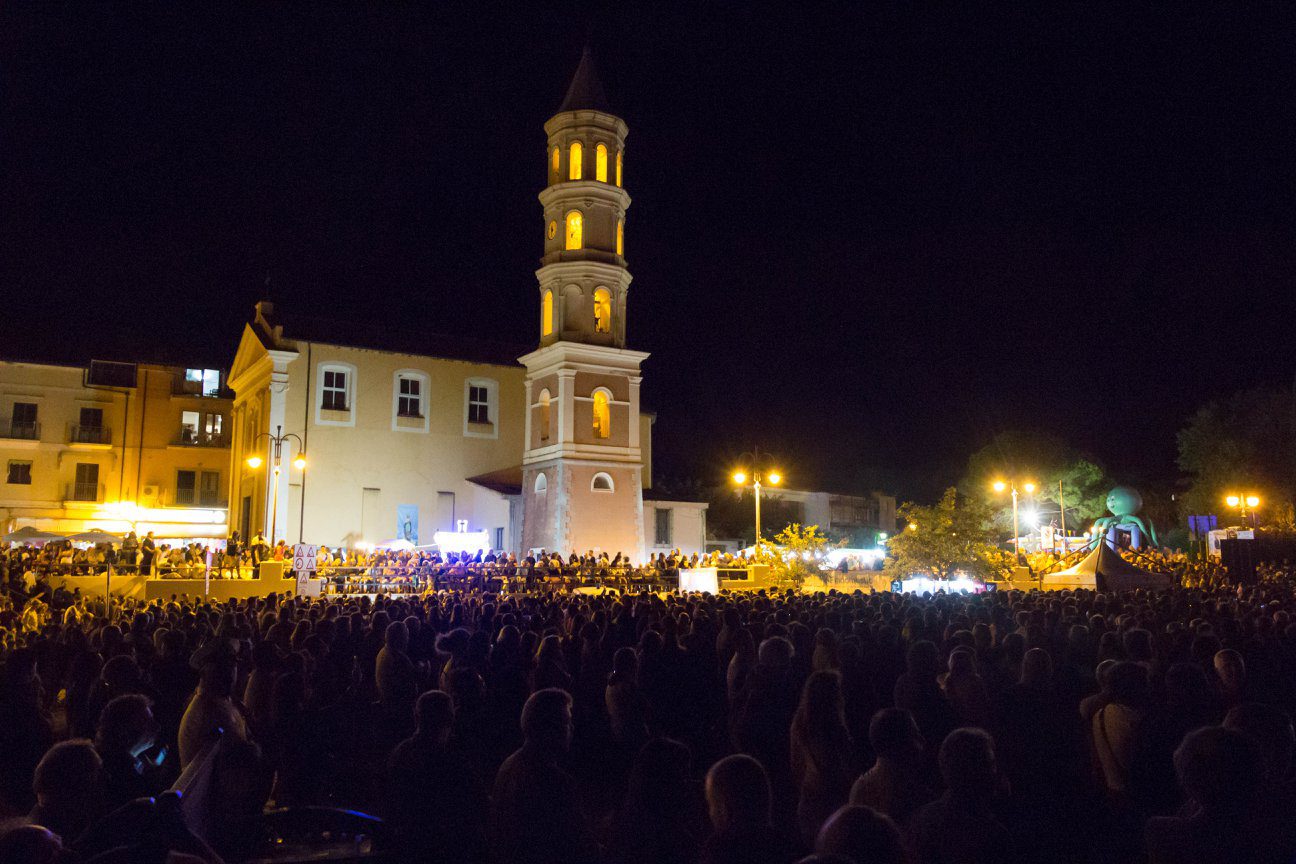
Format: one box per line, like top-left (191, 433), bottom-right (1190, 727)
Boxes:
top-left (564, 211), bottom-right (583, 250)
top-left (592, 390), bottom-right (610, 439)
top-left (550, 146), bottom-right (559, 181)
top-left (568, 141), bottom-right (582, 180)
top-left (593, 288), bottom-right (611, 334)
top-left (596, 144), bottom-right (608, 182)
top-left (541, 290), bottom-right (554, 336)
top-left (616, 150), bottom-right (622, 187)
top-left (538, 389), bottom-right (551, 440)
top-left (616, 219), bottom-right (624, 256)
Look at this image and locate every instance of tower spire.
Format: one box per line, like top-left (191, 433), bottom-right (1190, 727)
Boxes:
top-left (557, 46), bottom-right (611, 114)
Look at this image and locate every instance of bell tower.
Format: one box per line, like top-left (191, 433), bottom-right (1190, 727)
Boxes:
top-left (519, 48), bottom-right (648, 559)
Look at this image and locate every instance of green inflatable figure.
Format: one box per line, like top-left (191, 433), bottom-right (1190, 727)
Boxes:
top-left (1091, 486), bottom-right (1158, 549)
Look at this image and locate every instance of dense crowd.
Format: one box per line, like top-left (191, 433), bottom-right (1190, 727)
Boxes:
top-left (3, 574), bottom-right (1296, 863)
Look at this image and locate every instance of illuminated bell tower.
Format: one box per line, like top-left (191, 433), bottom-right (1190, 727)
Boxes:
top-left (519, 48), bottom-right (647, 559)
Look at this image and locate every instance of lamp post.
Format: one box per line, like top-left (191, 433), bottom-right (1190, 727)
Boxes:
top-left (731, 448), bottom-right (783, 545)
top-left (1225, 492), bottom-right (1260, 529)
top-left (246, 424), bottom-right (306, 546)
top-left (992, 479), bottom-right (1036, 563)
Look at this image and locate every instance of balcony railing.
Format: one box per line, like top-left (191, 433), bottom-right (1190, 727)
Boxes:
top-left (0, 421), bottom-right (39, 440)
top-left (70, 425), bottom-right (111, 445)
top-left (174, 430), bottom-right (229, 448)
top-left (65, 482), bottom-right (103, 502)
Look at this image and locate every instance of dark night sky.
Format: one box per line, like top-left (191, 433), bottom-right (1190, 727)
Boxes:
top-left (3, 3), bottom-right (1294, 502)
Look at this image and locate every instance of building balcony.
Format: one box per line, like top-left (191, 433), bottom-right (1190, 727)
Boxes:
top-left (173, 430), bottom-right (229, 448)
top-left (65, 482), bottom-right (104, 503)
top-left (0, 421), bottom-right (40, 440)
top-left (69, 425), bottom-right (112, 445)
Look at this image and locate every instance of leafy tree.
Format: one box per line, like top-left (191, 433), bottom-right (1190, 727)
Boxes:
top-left (769, 523), bottom-right (835, 584)
top-left (1177, 386), bottom-right (1296, 521)
top-left (884, 488), bottom-right (1011, 581)
top-left (963, 432), bottom-right (1111, 533)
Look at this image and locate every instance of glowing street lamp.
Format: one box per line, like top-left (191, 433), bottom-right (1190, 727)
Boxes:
top-left (991, 478), bottom-right (1036, 563)
top-left (1225, 492), bottom-right (1260, 528)
top-left (731, 448), bottom-right (783, 543)
top-left (245, 424), bottom-right (306, 544)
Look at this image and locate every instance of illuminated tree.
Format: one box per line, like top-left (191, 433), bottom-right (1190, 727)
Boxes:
top-left (884, 488), bottom-right (1010, 581)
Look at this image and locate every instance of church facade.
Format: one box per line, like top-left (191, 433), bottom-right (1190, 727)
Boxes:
top-left (224, 53), bottom-right (704, 560)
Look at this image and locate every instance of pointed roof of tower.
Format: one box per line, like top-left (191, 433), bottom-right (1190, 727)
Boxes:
top-left (557, 47), bottom-right (612, 114)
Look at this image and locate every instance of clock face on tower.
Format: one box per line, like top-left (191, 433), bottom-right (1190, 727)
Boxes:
top-left (547, 220), bottom-right (557, 239)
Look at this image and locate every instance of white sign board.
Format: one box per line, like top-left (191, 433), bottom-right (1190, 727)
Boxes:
top-left (678, 567), bottom-right (720, 594)
top-left (292, 544), bottom-right (318, 572)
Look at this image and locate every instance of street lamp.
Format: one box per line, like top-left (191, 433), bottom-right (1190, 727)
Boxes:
top-left (731, 448), bottom-right (783, 544)
top-left (991, 478), bottom-right (1036, 563)
top-left (1225, 492), bottom-right (1260, 528)
top-left (245, 424), bottom-right (306, 544)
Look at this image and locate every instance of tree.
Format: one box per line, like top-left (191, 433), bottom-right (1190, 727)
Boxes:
top-left (884, 488), bottom-right (1011, 581)
top-left (963, 432), bottom-right (1111, 533)
top-left (769, 523), bottom-right (835, 585)
top-left (1177, 386), bottom-right (1296, 521)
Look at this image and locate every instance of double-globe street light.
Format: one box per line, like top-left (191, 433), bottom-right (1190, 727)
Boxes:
top-left (1225, 492), bottom-right (1261, 529)
top-left (731, 449), bottom-right (784, 544)
top-left (246, 424), bottom-right (306, 546)
top-left (992, 478), bottom-right (1035, 563)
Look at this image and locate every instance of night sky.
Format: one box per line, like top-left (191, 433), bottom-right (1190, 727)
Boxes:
top-left (3, 4), bottom-right (1293, 502)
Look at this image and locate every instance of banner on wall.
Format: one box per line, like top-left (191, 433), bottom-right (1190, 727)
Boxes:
top-left (397, 505), bottom-right (419, 545)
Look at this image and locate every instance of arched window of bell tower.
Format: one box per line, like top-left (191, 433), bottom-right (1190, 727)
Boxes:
top-left (593, 288), bottom-right (612, 334)
top-left (615, 150), bottom-right (623, 187)
top-left (538, 388), bottom-right (551, 440)
top-left (592, 389), bottom-right (611, 439)
top-left (616, 219), bottom-right (624, 257)
top-left (550, 146), bottom-right (559, 182)
top-left (596, 144), bottom-right (608, 182)
top-left (564, 211), bottom-right (583, 250)
top-left (541, 290), bottom-right (554, 336)
top-left (568, 141), bottom-right (583, 180)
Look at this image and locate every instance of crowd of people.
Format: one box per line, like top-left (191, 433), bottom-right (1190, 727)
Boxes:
top-left (1, 571), bottom-right (1296, 863)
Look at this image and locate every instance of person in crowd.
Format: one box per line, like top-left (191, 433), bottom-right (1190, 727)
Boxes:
top-left (907, 727), bottom-right (1013, 864)
top-left (850, 707), bottom-right (933, 828)
top-left (27, 739), bottom-right (105, 845)
top-left (814, 804), bottom-right (906, 864)
top-left (491, 688), bottom-right (597, 864)
top-left (605, 737), bottom-right (703, 864)
top-left (94, 693), bottom-right (164, 811)
top-left (701, 754), bottom-right (800, 864)
top-left (790, 670), bottom-right (856, 842)
top-left (177, 637), bottom-right (246, 768)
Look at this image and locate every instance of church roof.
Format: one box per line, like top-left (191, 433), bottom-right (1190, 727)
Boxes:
top-left (467, 465), bottom-right (524, 496)
top-left (265, 309), bottom-right (527, 368)
top-left (557, 47), bottom-right (612, 114)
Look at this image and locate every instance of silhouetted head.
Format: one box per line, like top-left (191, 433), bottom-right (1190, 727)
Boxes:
top-left (414, 689), bottom-right (454, 742)
top-left (706, 754), bottom-right (771, 832)
top-left (939, 727), bottom-right (997, 798)
top-left (520, 688), bottom-right (573, 752)
top-left (1174, 725), bottom-right (1263, 815)
top-left (1224, 703), bottom-right (1295, 784)
top-left (868, 708), bottom-right (924, 761)
top-left (816, 804), bottom-right (905, 864)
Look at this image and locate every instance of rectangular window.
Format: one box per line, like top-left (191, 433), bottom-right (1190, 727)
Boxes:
top-left (7, 461), bottom-right (32, 485)
top-left (9, 402), bottom-right (37, 439)
top-left (322, 369), bottom-right (349, 411)
top-left (185, 368), bottom-right (221, 396)
top-left (73, 463), bottom-right (99, 501)
top-left (205, 413), bottom-right (222, 436)
top-left (199, 471), bottom-right (220, 506)
top-left (655, 507), bottom-right (673, 546)
top-left (176, 470), bottom-right (196, 506)
top-left (79, 407), bottom-right (103, 429)
top-left (468, 385), bottom-right (490, 424)
top-left (494, 527), bottom-right (504, 551)
top-left (397, 377), bottom-right (422, 417)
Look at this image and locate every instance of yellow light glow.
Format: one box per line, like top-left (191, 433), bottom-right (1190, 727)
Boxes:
top-left (541, 290), bottom-right (554, 336)
top-left (616, 150), bottom-right (622, 186)
top-left (908, 522), bottom-right (918, 531)
top-left (596, 144), bottom-right (608, 182)
top-left (592, 390), bottom-right (610, 439)
top-left (246, 455), bottom-right (263, 469)
top-left (732, 471), bottom-right (747, 485)
top-left (593, 288), bottom-right (612, 333)
top-left (293, 455), bottom-right (307, 470)
top-left (1227, 495), bottom-right (1240, 507)
top-left (565, 210), bottom-right (583, 250)
top-left (992, 480), bottom-right (1006, 492)
top-left (767, 472), bottom-right (782, 485)
top-left (551, 146), bottom-right (559, 179)
top-left (616, 219), bottom-right (624, 256)
top-left (1023, 482), bottom-right (1036, 494)
top-left (1247, 495), bottom-right (1260, 508)
top-left (568, 141), bottom-right (582, 180)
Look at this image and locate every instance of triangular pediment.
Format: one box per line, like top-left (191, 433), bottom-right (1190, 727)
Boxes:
top-left (228, 324), bottom-right (274, 392)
